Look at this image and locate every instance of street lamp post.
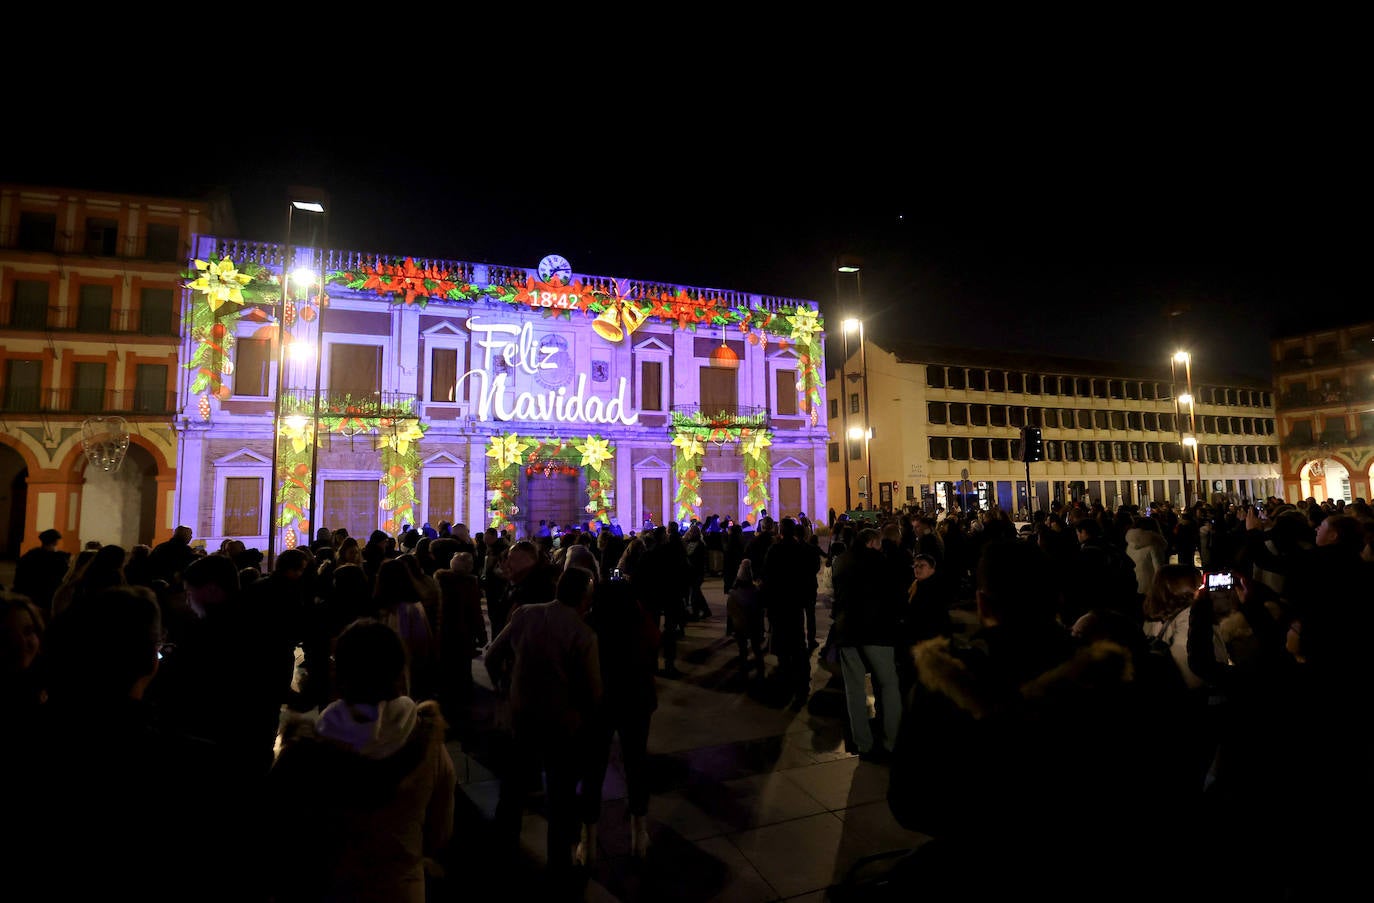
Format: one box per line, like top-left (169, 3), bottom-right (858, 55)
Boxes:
top-left (1172, 350), bottom-right (1200, 507)
top-left (266, 192), bottom-right (326, 569)
top-left (836, 258), bottom-right (862, 513)
top-left (843, 317), bottom-right (871, 512)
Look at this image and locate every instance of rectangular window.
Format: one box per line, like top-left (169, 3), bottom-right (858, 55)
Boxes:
top-left (16, 212), bottom-right (57, 251)
top-left (950, 438), bottom-right (969, 459)
top-left (971, 438), bottom-right (990, 459)
top-left (322, 480), bottom-right (379, 541)
top-left (331, 344), bottom-right (382, 406)
top-left (988, 371), bottom-right (1005, 392)
top-left (970, 405), bottom-right (988, 427)
top-left (224, 477), bottom-right (263, 537)
top-left (927, 402), bottom-right (947, 424)
top-left (641, 477), bottom-right (663, 527)
top-left (929, 437), bottom-right (949, 460)
top-left (778, 477), bottom-right (802, 518)
top-left (641, 360), bottom-right (662, 411)
top-left (849, 392), bottom-right (860, 414)
top-left (72, 362), bottom-right (106, 412)
top-left (4, 359), bottom-right (42, 410)
top-left (234, 337), bottom-right (271, 397)
top-left (134, 364), bottom-right (168, 412)
top-left (428, 477), bottom-right (455, 527)
top-left (926, 366), bottom-right (946, 389)
top-left (775, 368), bottom-right (798, 416)
top-left (849, 438), bottom-right (863, 460)
top-left (1288, 420), bottom-right (1314, 443)
top-left (77, 284), bottom-right (114, 332)
top-left (828, 442), bottom-right (840, 463)
top-left (1009, 407), bottom-right (1026, 427)
top-left (1093, 410), bottom-right (1109, 430)
top-left (947, 368), bottom-right (967, 390)
top-left (829, 398), bottom-right (838, 420)
top-left (989, 406), bottom-right (1007, 427)
top-left (145, 223), bottom-right (180, 261)
top-left (967, 370), bottom-right (986, 391)
top-left (86, 217), bottom-right (119, 256)
top-left (430, 348), bottom-right (458, 402)
top-left (138, 288), bottom-right (175, 335)
top-left (949, 404), bottom-right (968, 426)
top-left (11, 280), bottom-right (50, 329)
top-left (699, 366), bottom-right (738, 416)
top-left (1025, 374), bottom-right (1042, 395)
top-left (990, 438), bottom-right (1009, 459)
top-left (1110, 411), bottom-right (1126, 430)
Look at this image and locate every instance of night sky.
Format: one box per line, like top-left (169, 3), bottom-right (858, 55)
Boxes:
top-left (7, 71), bottom-right (1361, 386)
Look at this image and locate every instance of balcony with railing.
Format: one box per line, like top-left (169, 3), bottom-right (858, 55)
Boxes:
top-left (669, 404), bottom-right (771, 430)
top-left (278, 388), bottom-right (420, 420)
top-left (198, 236), bottom-right (822, 316)
top-left (0, 303), bottom-right (179, 337)
top-left (0, 387), bottom-right (177, 415)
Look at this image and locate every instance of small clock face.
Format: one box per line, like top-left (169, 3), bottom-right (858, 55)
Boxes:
top-left (538, 254), bottom-right (572, 283)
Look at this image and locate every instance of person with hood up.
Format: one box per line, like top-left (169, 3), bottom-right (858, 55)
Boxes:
top-left (268, 618), bottom-right (456, 903)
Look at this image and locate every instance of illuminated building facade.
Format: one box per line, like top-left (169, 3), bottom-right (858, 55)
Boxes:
top-left (826, 338), bottom-right (1281, 517)
top-left (1271, 320), bottom-right (1374, 502)
top-left (175, 238), bottom-right (829, 551)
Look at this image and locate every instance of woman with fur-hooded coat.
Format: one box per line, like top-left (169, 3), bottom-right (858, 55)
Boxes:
top-left (268, 618), bottom-right (456, 903)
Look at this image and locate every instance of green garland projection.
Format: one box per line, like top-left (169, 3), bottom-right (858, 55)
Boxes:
top-left (485, 433), bottom-right (615, 531)
top-left (326, 258), bottom-right (824, 419)
top-left (669, 412), bottom-right (772, 524)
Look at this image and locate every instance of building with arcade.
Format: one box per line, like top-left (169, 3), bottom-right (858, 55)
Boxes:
top-left (172, 239), bottom-right (829, 554)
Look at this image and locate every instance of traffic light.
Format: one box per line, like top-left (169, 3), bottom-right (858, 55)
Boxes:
top-left (1019, 426), bottom-right (1044, 463)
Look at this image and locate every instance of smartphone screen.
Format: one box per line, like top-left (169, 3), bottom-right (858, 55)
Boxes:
top-left (1206, 572), bottom-right (1234, 590)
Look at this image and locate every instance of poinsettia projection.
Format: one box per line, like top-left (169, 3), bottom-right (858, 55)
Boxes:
top-left (670, 412), bottom-right (773, 523)
top-left (326, 258), bottom-right (824, 419)
top-left (486, 433), bottom-right (616, 531)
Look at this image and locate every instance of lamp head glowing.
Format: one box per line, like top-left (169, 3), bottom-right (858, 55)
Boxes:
top-left (284, 415), bottom-right (309, 430)
top-left (291, 200), bottom-right (325, 213)
top-left (847, 426), bottom-right (866, 440)
top-left (1182, 434), bottom-right (1198, 447)
top-left (842, 318), bottom-right (861, 334)
top-left (837, 265), bottom-right (861, 273)
top-left (1174, 350), bottom-right (1191, 363)
top-left (1178, 393), bottom-right (1193, 406)
top-left (290, 267), bottom-right (319, 287)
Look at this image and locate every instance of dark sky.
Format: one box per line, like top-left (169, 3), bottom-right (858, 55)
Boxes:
top-left (6, 65), bottom-right (1363, 385)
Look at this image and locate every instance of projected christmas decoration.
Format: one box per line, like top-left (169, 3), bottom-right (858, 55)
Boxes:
top-left (325, 258), bottom-right (823, 417)
top-left (669, 412), bottom-right (772, 523)
top-left (485, 433), bottom-right (616, 531)
top-left (272, 397), bottom-right (429, 539)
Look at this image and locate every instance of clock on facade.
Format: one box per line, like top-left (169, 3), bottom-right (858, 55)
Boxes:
top-left (538, 254), bottom-right (572, 283)
top-left (535, 334), bottom-right (572, 390)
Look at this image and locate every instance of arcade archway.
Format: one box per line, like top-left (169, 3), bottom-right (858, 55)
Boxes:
top-left (1301, 458), bottom-right (1351, 504)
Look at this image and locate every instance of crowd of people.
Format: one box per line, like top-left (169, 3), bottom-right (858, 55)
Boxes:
top-left (2, 492), bottom-right (1371, 901)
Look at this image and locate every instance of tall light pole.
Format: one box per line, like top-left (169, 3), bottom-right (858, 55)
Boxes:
top-left (1170, 350), bottom-right (1199, 508)
top-left (843, 318), bottom-right (872, 511)
top-left (836, 258), bottom-right (862, 513)
top-left (266, 191), bottom-right (326, 568)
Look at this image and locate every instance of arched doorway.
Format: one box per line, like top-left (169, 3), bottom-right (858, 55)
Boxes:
top-left (0, 444), bottom-right (29, 560)
top-left (1301, 458), bottom-right (1351, 504)
top-left (77, 443), bottom-right (160, 549)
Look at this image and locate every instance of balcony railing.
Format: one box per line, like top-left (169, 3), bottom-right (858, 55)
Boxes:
top-left (0, 388), bottom-right (177, 415)
top-left (279, 389), bottom-right (419, 419)
top-left (669, 404), bottom-right (771, 430)
top-left (0, 303), bottom-right (179, 336)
